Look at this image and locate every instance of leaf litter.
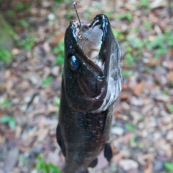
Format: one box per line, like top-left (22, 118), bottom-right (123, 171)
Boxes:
top-left (0, 0), bottom-right (173, 173)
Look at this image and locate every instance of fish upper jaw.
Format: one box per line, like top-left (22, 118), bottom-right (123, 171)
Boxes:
top-left (69, 14), bottom-right (110, 72)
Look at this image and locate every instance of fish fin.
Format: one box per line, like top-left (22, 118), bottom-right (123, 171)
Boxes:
top-left (104, 142), bottom-right (113, 162)
top-left (56, 125), bottom-right (66, 156)
top-left (89, 158), bottom-right (98, 168)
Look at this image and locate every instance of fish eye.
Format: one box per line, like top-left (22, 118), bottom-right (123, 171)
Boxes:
top-left (69, 55), bottom-right (79, 71)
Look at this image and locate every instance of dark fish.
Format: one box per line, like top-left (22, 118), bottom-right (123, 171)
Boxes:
top-left (56, 14), bottom-right (122, 173)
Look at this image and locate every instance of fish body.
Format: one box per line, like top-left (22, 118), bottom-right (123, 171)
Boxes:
top-left (57, 14), bottom-right (122, 173)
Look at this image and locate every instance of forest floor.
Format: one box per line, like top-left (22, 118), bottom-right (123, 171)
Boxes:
top-left (0, 0), bottom-right (173, 173)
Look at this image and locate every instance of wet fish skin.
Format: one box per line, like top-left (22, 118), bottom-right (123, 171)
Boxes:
top-left (57, 14), bottom-right (122, 173)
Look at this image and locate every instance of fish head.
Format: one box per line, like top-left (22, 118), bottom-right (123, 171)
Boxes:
top-left (63, 14), bottom-right (122, 112)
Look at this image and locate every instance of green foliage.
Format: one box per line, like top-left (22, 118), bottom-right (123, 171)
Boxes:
top-left (17, 19), bottom-right (29, 28)
top-left (42, 77), bottom-right (53, 86)
top-left (143, 20), bottom-right (152, 31)
top-left (167, 104), bottom-right (173, 113)
top-left (14, 2), bottom-right (30, 12)
top-left (130, 135), bottom-right (136, 145)
top-left (164, 162), bottom-right (173, 172)
top-left (17, 36), bottom-right (36, 50)
top-left (134, 27), bottom-right (140, 33)
top-left (0, 115), bottom-right (16, 129)
top-left (164, 30), bottom-right (173, 47)
top-left (146, 30), bottom-right (173, 59)
top-left (54, 97), bottom-right (60, 107)
top-left (125, 53), bottom-right (135, 66)
top-left (113, 29), bottom-right (125, 41)
top-left (137, 0), bottom-right (150, 8)
top-left (122, 70), bottom-right (133, 78)
top-left (147, 32), bottom-right (173, 50)
top-left (118, 12), bottom-right (133, 22)
top-left (53, 41), bottom-right (64, 65)
top-left (0, 48), bottom-right (12, 63)
top-left (35, 155), bottom-right (62, 173)
top-left (7, 10), bottom-right (16, 17)
top-left (127, 35), bottom-right (144, 49)
top-left (126, 123), bottom-right (136, 132)
top-left (54, 0), bottom-right (64, 3)
top-left (121, 34), bottom-right (144, 67)
top-left (0, 98), bottom-right (12, 107)
top-left (147, 36), bottom-right (165, 51)
top-left (122, 29), bottom-right (172, 66)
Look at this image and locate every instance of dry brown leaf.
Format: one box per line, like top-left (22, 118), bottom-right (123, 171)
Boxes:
top-left (133, 82), bottom-right (146, 96)
top-left (120, 91), bottom-right (130, 100)
top-left (145, 57), bottom-right (162, 66)
top-left (50, 32), bottom-right (64, 46)
top-left (144, 160), bottom-right (153, 173)
top-left (167, 71), bottom-right (173, 82)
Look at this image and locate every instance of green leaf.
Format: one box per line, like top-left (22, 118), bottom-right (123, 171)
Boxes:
top-left (14, 2), bottom-right (30, 12)
top-left (122, 70), bottom-right (133, 78)
top-left (137, 0), bottom-right (149, 8)
top-left (0, 115), bottom-right (16, 129)
top-left (42, 77), bottom-right (53, 86)
top-left (35, 156), bottom-right (62, 173)
top-left (126, 123), bottom-right (136, 131)
top-left (0, 98), bottom-right (12, 107)
top-left (124, 53), bottom-right (135, 67)
top-left (112, 29), bottom-right (125, 40)
top-left (143, 21), bottom-right (152, 31)
top-left (127, 35), bottom-right (143, 49)
top-left (17, 36), bottom-right (35, 50)
top-left (55, 0), bottom-right (64, 4)
top-left (130, 135), bottom-right (136, 145)
top-left (47, 163), bottom-right (62, 173)
top-left (54, 97), bottom-right (60, 107)
top-left (167, 105), bottom-right (173, 113)
top-left (117, 12), bottom-right (133, 22)
top-left (36, 156), bottom-right (48, 173)
top-left (0, 48), bottom-right (12, 63)
top-left (164, 162), bottom-right (173, 171)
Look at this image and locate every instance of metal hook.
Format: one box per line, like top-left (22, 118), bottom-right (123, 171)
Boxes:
top-left (73, 2), bottom-right (81, 28)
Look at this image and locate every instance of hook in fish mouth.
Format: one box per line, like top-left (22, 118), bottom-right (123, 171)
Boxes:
top-left (71, 14), bottom-right (109, 71)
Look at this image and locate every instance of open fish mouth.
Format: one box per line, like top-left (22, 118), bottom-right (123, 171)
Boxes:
top-left (71, 14), bottom-right (109, 71)
top-left (64, 14), bottom-right (122, 112)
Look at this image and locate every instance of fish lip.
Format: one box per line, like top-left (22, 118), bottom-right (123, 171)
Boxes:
top-left (88, 14), bottom-right (109, 42)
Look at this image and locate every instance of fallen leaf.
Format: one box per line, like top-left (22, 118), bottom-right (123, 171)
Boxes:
top-left (133, 82), bottom-right (146, 96)
top-left (50, 32), bottom-right (64, 46)
top-left (167, 71), bottom-right (173, 83)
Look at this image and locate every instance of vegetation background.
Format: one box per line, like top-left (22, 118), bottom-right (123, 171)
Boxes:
top-left (0, 0), bottom-right (173, 173)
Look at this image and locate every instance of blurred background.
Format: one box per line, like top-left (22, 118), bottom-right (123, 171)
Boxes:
top-left (0, 0), bottom-right (173, 173)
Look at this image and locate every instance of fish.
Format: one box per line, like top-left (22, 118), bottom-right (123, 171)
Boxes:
top-left (56, 14), bottom-right (122, 173)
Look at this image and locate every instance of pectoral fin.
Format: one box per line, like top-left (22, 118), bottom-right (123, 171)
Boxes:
top-left (56, 125), bottom-right (66, 156)
top-left (104, 142), bottom-right (113, 162)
